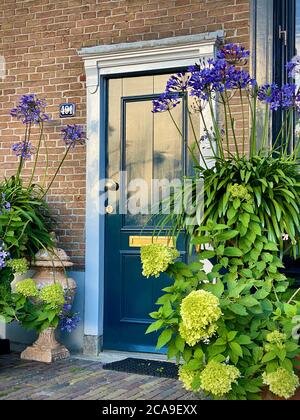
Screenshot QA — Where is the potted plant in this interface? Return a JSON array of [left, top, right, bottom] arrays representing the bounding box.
[[141, 43, 300, 400]]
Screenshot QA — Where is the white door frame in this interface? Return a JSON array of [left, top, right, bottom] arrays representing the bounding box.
[[78, 31, 224, 355]]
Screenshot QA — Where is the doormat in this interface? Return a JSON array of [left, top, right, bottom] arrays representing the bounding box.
[[103, 358, 178, 379]]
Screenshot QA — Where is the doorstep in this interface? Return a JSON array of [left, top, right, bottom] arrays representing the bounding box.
[[73, 350, 172, 365]]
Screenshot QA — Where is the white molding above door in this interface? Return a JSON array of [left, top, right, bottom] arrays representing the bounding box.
[[78, 31, 224, 355]]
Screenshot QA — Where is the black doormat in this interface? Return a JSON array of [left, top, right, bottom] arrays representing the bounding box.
[[103, 358, 179, 379]]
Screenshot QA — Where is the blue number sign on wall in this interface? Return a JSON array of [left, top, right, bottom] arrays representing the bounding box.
[[59, 103, 76, 118]]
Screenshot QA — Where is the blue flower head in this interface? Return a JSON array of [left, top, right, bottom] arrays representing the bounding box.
[[61, 124, 86, 148], [11, 94, 50, 125]]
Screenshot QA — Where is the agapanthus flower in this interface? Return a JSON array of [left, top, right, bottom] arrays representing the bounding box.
[[281, 83, 297, 109], [262, 368, 299, 399], [0, 242, 9, 269], [61, 124, 86, 148], [39, 283, 65, 308], [141, 243, 179, 278], [224, 66, 254, 90], [11, 94, 50, 125], [217, 43, 250, 64], [12, 141, 35, 160], [188, 59, 227, 99], [59, 313, 80, 333], [178, 365, 201, 392], [179, 290, 222, 346], [287, 55, 300, 78], [166, 73, 190, 93], [152, 92, 180, 113], [200, 361, 240, 397], [15, 278, 39, 298], [0, 193, 11, 215], [258, 84, 282, 111]]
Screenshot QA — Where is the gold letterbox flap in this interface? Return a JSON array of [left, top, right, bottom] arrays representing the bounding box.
[[129, 236, 175, 248]]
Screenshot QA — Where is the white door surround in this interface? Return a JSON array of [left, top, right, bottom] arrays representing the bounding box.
[[78, 31, 224, 355]]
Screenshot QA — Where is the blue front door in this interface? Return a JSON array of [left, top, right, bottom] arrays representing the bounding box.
[[104, 73, 188, 353]]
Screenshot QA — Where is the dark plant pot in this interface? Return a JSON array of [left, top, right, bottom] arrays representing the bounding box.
[[0, 339, 10, 355]]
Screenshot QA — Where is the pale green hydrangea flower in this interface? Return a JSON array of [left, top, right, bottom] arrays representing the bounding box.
[[39, 283, 65, 308], [15, 278, 38, 297], [262, 368, 299, 399], [7, 258, 29, 275], [178, 365, 201, 392], [141, 243, 179, 278], [228, 184, 252, 202], [200, 361, 240, 397], [179, 290, 221, 346], [266, 330, 287, 345]]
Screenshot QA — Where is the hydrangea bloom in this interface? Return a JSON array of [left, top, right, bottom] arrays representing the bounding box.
[[266, 330, 287, 345], [7, 258, 29, 275], [39, 283, 65, 308], [15, 279, 39, 298], [179, 290, 222, 346], [228, 184, 252, 202], [200, 361, 240, 397], [12, 141, 35, 160], [141, 243, 179, 278], [178, 365, 201, 392], [11, 94, 50, 125], [217, 43, 250, 63], [61, 124, 86, 148], [262, 368, 299, 399], [152, 92, 180, 113]]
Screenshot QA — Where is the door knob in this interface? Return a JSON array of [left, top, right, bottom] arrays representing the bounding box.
[[105, 180, 119, 191], [105, 205, 114, 214]]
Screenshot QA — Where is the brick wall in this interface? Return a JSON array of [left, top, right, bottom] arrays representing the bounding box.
[[0, 0, 250, 268]]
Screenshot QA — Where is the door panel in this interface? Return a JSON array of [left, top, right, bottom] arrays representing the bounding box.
[[104, 73, 187, 353]]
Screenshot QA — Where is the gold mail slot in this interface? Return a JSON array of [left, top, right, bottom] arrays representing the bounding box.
[[129, 236, 175, 248]]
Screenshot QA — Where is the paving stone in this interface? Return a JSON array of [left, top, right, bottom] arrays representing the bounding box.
[[0, 353, 199, 401]]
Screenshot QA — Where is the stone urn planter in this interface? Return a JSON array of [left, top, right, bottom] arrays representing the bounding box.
[[20, 244, 76, 364]]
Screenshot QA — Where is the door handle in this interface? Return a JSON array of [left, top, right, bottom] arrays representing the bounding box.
[[105, 180, 119, 191]]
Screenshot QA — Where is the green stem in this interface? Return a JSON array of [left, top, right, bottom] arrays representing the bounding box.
[[41, 144, 72, 199], [29, 121, 44, 187], [221, 94, 230, 155], [168, 109, 183, 137], [239, 88, 246, 157], [199, 108, 218, 159], [188, 111, 209, 170], [250, 93, 258, 157], [287, 287, 300, 305], [225, 89, 239, 159], [208, 96, 224, 159], [260, 104, 270, 154]]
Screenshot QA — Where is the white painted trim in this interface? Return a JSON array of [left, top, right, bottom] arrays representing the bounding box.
[[80, 33, 223, 350]]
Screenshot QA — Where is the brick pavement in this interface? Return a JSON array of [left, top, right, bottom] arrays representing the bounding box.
[[0, 353, 196, 401]]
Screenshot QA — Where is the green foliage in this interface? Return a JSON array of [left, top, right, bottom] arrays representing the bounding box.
[[154, 155, 300, 258], [0, 177, 54, 260], [145, 211, 300, 400]]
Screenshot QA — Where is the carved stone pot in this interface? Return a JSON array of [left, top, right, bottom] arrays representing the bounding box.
[[20, 245, 76, 364]]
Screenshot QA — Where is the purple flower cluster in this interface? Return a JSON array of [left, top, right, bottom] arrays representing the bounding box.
[[152, 92, 180, 113], [0, 193, 11, 215], [152, 44, 254, 112], [258, 83, 300, 111], [61, 124, 86, 148], [0, 242, 9, 269], [217, 43, 250, 63], [287, 56, 300, 78], [11, 94, 50, 125], [12, 141, 35, 160], [58, 291, 80, 333]]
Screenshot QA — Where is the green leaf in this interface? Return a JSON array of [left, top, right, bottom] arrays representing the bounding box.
[[224, 247, 243, 257], [262, 351, 277, 363], [230, 303, 248, 316], [236, 335, 252, 345], [156, 329, 173, 349], [229, 342, 243, 357], [146, 320, 164, 334], [215, 230, 239, 242], [239, 296, 259, 308], [198, 250, 215, 260], [187, 358, 202, 371], [175, 335, 185, 353]]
